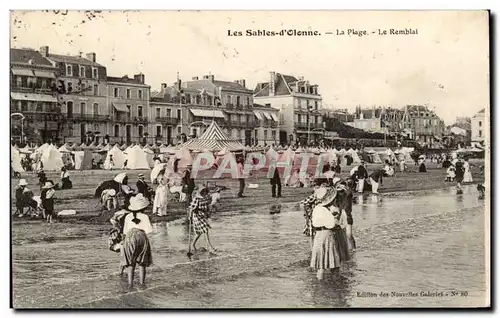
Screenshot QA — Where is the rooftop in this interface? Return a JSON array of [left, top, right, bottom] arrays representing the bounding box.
[[47, 53, 103, 67], [10, 48, 53, 67]]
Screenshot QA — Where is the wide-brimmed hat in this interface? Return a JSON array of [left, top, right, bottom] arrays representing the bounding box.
[[318, 188, 338, 207], [127, 194, 150, 211], [19, 179, 28, 186], [42, 181, 55, 189], [114, 172, 127, 183], [138, 173, 144, 178], [108, 189, 116, 197], [196, 186, 208, 197], [314, 187, 328, 200]]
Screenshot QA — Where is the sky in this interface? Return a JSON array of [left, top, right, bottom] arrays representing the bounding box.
[[10, 10, 489, 124]]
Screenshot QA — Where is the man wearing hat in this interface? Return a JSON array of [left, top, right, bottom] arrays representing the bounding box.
[[136, 173, 153, 201], [355, 160, 368, 193], [41, 181, 56, 223], [15, 179, 28, 216]]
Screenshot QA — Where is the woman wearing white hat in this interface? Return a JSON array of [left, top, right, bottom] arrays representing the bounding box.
[[41, 181, 56, 223], [101, 188, 118, 211], [114, 172, 136, 208], [120, 194, 153, 287], [15, 179, 29, 216], [153, 175, 169, 216], [310, 187, 349, 280]]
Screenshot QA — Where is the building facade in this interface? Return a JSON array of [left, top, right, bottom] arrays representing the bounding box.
[[10, 48, 61, 144], [471, 109, 486, 147], [254, 72, 323, 145], [41, 46, 109, 144], [253, 104, 279, 146], [151, 75, 276, 146], [400, 105, 445, 145], [107, 74, 151, 144]]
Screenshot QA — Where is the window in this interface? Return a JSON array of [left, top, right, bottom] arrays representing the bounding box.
[[479, 121, 482, 127], [65, 64, 73, 76], [138, 106, 143, 117], [240, 114, 245, 123], [297, 99, 302, 108], [67, 82, 73, 93], [315, 116, 318, 124], [80, 102, 85, 114], [298, 114, 302, 123], [79, 66, 85, 77], [479, 130, 482, 137], [126, 105, 131, 118], [138, 125, 144, 137], [306, 100, 310, 108], [126, 89, 131, 99], [264, 130, 268, 140], [93, 84, 98, 96], [236, 96, 241, 106], [177, 109, 181, 119], [272, 130, 276, 141], [36, 103, 43, 112], [166, 109, 172, 117], [156, 108, 161, 118], [93, 103, 99, 116], [114, 87, 119, 98], [265, 103, 271, 107], [300, 87, 305, 93], [156, 125, 162, 137], [315, 100, 318, 110], [138, 89, 143, 100], [93, 124, 99, 131], [68, 123, 74, 137], [92, 67, 98, 79], [177, 126, 182, 134], [114, 125, 120, 137]]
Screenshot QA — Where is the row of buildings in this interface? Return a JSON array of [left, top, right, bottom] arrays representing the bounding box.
[[10, 45, 485, 148], [10, 46, 326, 146]]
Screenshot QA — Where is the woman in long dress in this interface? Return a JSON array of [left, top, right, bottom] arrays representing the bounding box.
[[463, 158, 473, 183], [153, 175, 169, 216], [119, 194, 153, 287], [310, 187, 349, 280], [188, 186, 217, 254]]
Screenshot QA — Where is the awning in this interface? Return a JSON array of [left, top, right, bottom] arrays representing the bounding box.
[[270, 113, 279, 121], [113, 103, 130, 112], [34, 70, 56, 79], [254, 111, 263, 120], [10, 92, 57, 103], [11, 68, 34, 76], [190, 108, 225, 118], [262, 112, 272, 120]]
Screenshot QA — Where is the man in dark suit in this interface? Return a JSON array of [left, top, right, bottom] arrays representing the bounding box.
[[136, 173, 152, 200]]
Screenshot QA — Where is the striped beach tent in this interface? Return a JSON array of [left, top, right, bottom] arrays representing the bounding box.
[[181, 121, 245, 152]]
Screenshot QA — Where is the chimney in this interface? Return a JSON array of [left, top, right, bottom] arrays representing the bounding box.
[[161, 83, 167, 89], [239, 79, 246, 88], [208, 75, 214, 82], [298, 76, 304, 81], [86, 52, 96, 63], [192, 76, 199, 80], [360, 111, 364, 120], [39, 46, 49, 57], [134, 73, 145, 84], [203, 75, 209, 79], [269, 71, 276, 96]]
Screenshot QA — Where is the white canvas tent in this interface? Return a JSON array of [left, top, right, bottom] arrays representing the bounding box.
[[125, 145, 150, 170], [104, 145, 126, 170], [41, 144, 64, 171], [347, 148, 361, 163]]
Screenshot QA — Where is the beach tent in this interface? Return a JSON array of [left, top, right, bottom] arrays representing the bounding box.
[[40, 144, 64, 171], [104, 145, 126, 170], [181, 121, 245, 152], [11, 146, 24, 173], [77, 150, 93, 170], [124, 145, 150, 170], [347, 148, 361, 164], [372, 152, 383, 163], [167, 147, 193, 171]]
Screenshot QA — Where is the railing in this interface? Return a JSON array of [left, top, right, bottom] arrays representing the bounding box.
[[133, 116, 148, 124], [66, 113, 110, 122], [294, 122, 323, 130], [225, 120, 256, 128], [226, 103, 234, 110], [155, 117, 180, 125]]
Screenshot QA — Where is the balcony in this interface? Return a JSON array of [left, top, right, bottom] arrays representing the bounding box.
[[22, 111, 63, 122], [225, 120, 256, 129], [155, 116, 180, 125], [134, 116, 148, 124], [294, 122, 323, 130], [66, 113, 110, 122]]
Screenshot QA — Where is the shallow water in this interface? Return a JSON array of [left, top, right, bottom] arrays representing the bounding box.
[[12, 185, 487, 308]]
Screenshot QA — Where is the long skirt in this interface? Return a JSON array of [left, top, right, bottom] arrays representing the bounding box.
[[463, 170, 473, 183], [121, 228, 152, 267], [310, 228, 349, 270]]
